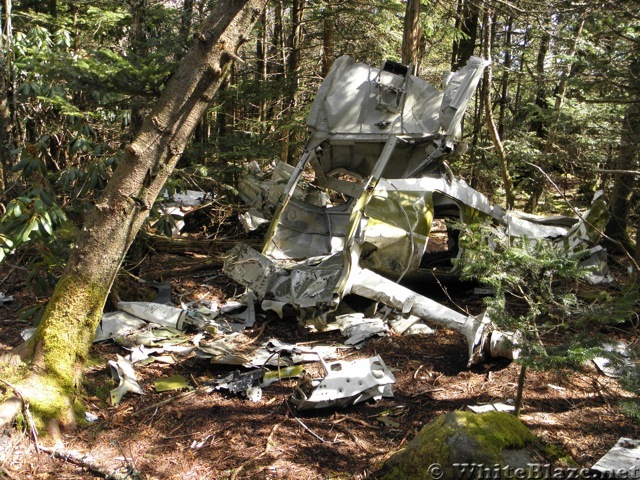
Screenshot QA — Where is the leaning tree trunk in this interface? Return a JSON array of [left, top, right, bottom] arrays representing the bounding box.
[[1, 0, 266, 431]]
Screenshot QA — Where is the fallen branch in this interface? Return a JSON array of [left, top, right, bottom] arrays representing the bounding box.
[[132, 389, 196, 417], [39, 445, 137, 480]]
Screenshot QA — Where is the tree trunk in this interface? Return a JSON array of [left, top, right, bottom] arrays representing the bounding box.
[[554, 17, 585, 111], [279, 0, 305, 163], [180, 0, 195, 46], [498, 16, 512, 139], [451, 0, 479, 71], [401, 0, 420, 72], [531, 28, 551, 138], [0, 0, 266, 430], [605, 101, 640, 252], [0, 0, 14, 191], [526, 18, 585, 213], [321, 0, 335, 77], [129, 0, 149, 137], [482, 9, 515, 209], [523, 23, 552, 213], [256, 10, 268, 124]]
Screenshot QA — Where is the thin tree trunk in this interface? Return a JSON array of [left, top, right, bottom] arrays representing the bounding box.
[[129, 0, 149, 137], [451, 0, 479, 71], [1, 0, 267, 430], [402, 0, 420, 72], [524, 23, 552, 212], [498, 16, 512, 139], [531, 28, 551, 137], [514, 364, 527, 416], [554, 17, 585, 110], [0, 0, 14, 191], [256, 9, 269, 127], [482, 9, 515, 209], [321, 0, 335, 77], [279, 0, 304, 163]]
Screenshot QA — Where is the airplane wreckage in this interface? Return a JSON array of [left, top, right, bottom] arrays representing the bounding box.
[[223, 55, 610, 367], [95, 55, 610, 410]]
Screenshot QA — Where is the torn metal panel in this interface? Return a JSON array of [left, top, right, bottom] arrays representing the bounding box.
[[208, 369, 264, 401], [118, 301, 188, 330], [591, 438, 640, 478], [94, 311, 147, 343], [333, 313, 388, 346], [0, 292, 14, 306], [290, 355, 396, 410], [466, 402, 515, 414], [306, 55, 488, 140], [592, 341, 632, 378], [108, 354, 145, 405], [388, 314, 435, 335]]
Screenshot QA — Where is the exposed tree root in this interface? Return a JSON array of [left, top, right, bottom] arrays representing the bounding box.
[[0, 397, 22, 433]]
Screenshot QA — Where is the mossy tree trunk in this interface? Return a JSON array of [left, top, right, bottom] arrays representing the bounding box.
[[1, 0, 266, 431]]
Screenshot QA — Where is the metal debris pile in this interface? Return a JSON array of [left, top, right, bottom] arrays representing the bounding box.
[[94, 294, 405, 410]]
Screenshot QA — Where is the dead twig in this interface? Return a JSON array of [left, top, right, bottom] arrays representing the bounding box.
[[331, 415, 379, 429], [39, 445, 136, 480], [409, 387, 444, 398], [132, 389, 196, 417], [0, 465, 21, 480], [591, 378, 615, 412], [239, 319, 271, 346], [291, 414, 327, 443]]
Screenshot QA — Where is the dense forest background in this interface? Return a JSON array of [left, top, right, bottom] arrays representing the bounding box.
[[0, 0, 638, 298]]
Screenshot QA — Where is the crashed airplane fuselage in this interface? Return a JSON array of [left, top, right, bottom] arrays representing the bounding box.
[[224, 55, 608, 365]]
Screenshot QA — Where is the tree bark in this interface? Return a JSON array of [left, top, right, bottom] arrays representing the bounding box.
[[321, 0, 335, 78], [482, 9, 515, 209], [531, 28, 551, 138], [0, 0, 266, 429], [129, 0, 149, 137], [0, 0, 14, 191], [402, 0, 420, 72], [605, 101, 640, 252], [279, 0, 305, 163], [451, 0, 479, 71], [498, 16, 512, 139]]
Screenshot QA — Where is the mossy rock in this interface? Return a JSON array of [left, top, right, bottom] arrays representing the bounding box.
[[379, 411, 537, 480]]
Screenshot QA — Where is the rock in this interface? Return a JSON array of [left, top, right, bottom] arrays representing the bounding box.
[[379, 411, 537, 480]]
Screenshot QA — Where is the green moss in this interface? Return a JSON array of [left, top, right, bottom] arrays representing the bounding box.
[[21, 373, 76, 430], [84, 355, 107, 369], [459, 411, 534, 459], [540, 441, 578, 468], [380, 411, 535, 480], [36, 274, 109, 390]]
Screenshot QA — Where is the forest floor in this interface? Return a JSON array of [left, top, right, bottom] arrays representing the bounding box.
[[1, 242, 639, 480]]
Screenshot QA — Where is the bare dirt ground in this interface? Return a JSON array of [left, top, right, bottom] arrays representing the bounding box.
[[1, 248, 639, 480]]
